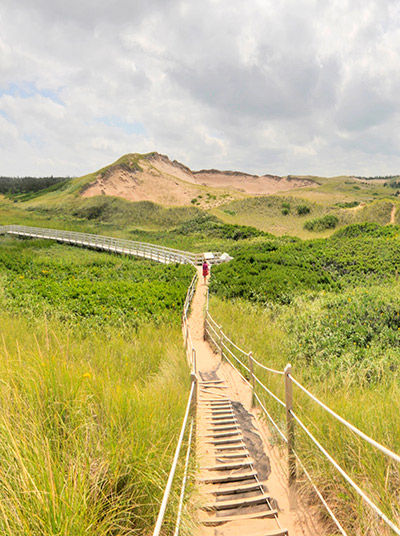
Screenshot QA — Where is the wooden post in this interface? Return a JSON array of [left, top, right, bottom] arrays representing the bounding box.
[[248, 352, 255, 407], [284, 364, 296, 508], [192, 348, 196, 375], [184, 320, 188, 348], [219, 325, 224, 359]]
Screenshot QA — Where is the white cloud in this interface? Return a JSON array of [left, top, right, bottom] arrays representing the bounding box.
[[0, 0, 400, 176]]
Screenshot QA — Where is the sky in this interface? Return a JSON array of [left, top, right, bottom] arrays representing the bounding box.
[[1, 0, 400, 177]]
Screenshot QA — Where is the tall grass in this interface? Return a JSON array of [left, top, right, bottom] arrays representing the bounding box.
[[0, 238, 195, 535], [209, 295, 400, 535], [0, 313, 190, 535]]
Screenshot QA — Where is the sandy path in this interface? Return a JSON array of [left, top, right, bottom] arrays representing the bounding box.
[[390, 204, 396, 224], [188, 269, 322, 536]]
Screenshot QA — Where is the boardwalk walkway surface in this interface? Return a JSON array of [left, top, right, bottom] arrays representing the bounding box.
[[187, 269, 321, 536]]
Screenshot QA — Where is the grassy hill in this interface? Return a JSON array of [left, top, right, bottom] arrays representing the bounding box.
[[2, 153, 400, 239]]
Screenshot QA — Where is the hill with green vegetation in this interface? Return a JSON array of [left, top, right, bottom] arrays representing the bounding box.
[[2, 152, 400, 239]]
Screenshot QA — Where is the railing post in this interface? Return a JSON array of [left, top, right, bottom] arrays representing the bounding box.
[[184, 319, 188, 348], [248, 352, 255, 407], [219, 325, 224, 359], [284, 363, 296, 508], [192, 348, 196, 375]]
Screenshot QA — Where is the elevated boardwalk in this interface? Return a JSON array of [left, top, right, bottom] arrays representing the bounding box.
[[0, 225, 229, 266]]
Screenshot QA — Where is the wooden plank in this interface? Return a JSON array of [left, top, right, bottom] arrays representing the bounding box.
[[206, 479, 266, 495], [201, 460, 253, 471], [214, 444, 246, 451], [207, 413, 235, 420], [199, 508, 278, 525], [205, 408, 234, 414], [202, 431, 243, 439], [198, 470, 257, 484], [242, 530, 288, 536], [206, 420, 238, 427], [202, 491, 272, 510], [215, 452, 250, 459], [206, 436, 244, 445], [206, 425, 239, 432], [199, 380, 224, 384]]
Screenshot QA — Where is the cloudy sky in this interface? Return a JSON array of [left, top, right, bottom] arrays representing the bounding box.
[[1, 0, 400, 177]]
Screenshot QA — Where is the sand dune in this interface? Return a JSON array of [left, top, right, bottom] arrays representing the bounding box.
[[81, 152, 314, 206]]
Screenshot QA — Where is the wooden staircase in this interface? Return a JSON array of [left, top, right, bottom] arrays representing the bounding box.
[[196, 378, 288, 536]]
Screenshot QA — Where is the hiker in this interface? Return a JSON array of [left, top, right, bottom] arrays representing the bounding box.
[[202, 259, 209, 285]]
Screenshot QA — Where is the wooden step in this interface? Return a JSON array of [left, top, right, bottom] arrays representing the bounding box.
[[199, 380, 224, 384], [205, 408, 234, 415], [199, 508, 278, 525], [206, 436, 244, 445], [200, 385, 228, 389], [202, 491, 272, 511], [201, 460, 253, 471], [244, 530, 288, 536], [199, 400, 232, 409], [198, 470, 257, 484], [207, 424, 239, 432], [215, 451, 250, 459], [206, 479, 266, 495], [206, 419, 237, 426], [215, 444, 247, 451], [203, 431, 243, 439], [199, 403, 232, 408], [207, 413, 235, 420]]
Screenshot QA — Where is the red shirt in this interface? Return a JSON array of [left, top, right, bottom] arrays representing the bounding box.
[[202, 262, 209, 276]]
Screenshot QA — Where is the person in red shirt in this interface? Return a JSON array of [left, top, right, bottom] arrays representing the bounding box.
[[202, 259, 209, 285]]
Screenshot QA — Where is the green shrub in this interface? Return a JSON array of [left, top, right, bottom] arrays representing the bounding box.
[[210, 224, 400, 305], [296, 204, 311, 215], [304, 214, 338, 231]]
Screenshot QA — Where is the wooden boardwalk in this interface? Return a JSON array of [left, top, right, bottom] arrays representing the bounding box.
[[188, 269, 319, 536]]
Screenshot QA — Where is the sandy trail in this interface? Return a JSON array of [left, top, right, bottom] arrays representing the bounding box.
[[390, 204, 396, 224], [188, 269, 322, 536]]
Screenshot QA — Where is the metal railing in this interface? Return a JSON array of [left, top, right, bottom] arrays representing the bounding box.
[[0, 225, 227, 266], [204, 306, 400, 535]]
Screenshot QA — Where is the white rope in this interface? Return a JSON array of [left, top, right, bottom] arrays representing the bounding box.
[[222, 352, 253, 388], [205, 329, 219, 349], [205, 320, 219, 340], [221, 332, 249, 356], [251, 356, 284, 375], [206, 312, 219, 329], [173, 418, 194, 536], [291, 410, 400, 535], [253, 374, 286, 408], [221, 341, 250, 372], [152, 382, 195, 536], [254, 392, 287, 443], [289, 374, 400, 465], [293, 450, 348, 536]]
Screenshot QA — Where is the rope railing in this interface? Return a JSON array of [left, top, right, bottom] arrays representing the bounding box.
[[204, 308, 400, 535], [152, 382, 196, 536], [153, 269, 199, 535]]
